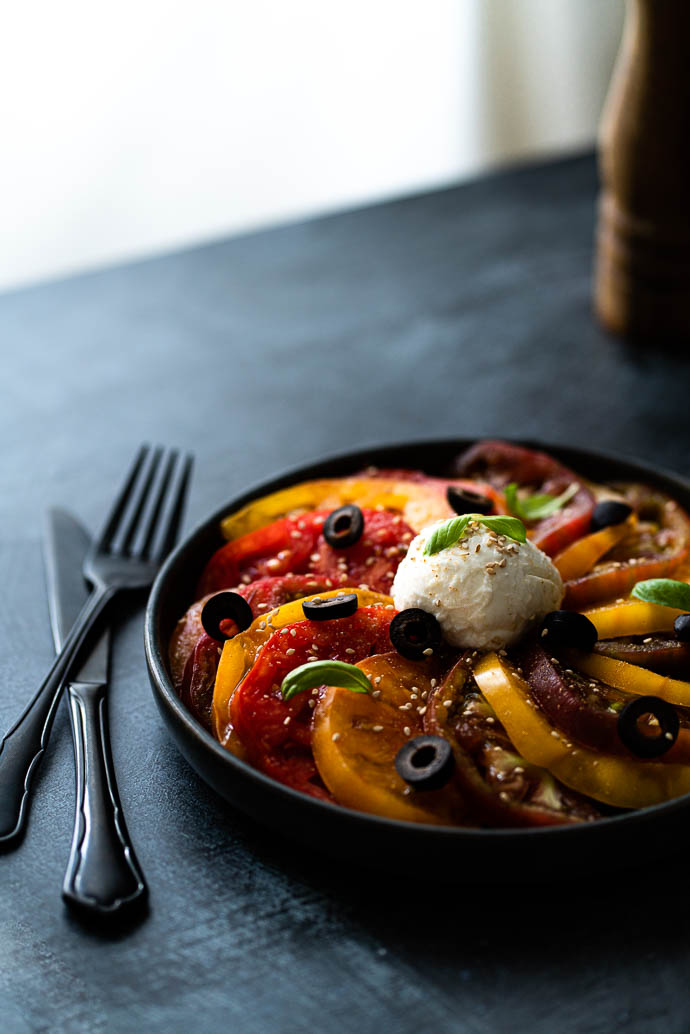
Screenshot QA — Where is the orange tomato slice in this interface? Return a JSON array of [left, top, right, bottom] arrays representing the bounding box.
[[553, 521, 631, 582], [312, 653, 467, 824]]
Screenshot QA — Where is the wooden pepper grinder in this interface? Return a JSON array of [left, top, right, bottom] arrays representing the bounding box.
[[595, 0, 690, 343]]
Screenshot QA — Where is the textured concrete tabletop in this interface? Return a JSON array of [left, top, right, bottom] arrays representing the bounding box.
[[1, 154, 689, 1034]]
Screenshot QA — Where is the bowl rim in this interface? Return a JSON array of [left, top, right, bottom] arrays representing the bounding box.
[[144, 435, 690, 843]]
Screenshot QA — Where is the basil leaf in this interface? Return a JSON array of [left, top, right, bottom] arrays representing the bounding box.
[[281, 660, 372, 701], [631, 579, 690, 611], [423, 514, 471, 555], [424, 513, 526, 555], [478, 515, 527, 542], [505, 481, 579, 522]]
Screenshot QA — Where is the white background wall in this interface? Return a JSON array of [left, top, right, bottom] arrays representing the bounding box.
[[0, 0, 623, 292]]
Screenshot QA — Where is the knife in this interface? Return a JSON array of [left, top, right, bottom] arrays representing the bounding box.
[[44, 508, 147, 915]]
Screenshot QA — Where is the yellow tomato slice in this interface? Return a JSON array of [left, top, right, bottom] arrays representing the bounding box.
[[566, 651, 690, 708], [219, 477, 455, 540], [553, 521, 631, 582], [582, 599, 685, 638], [473, 652, 690, 809], [212, 588, 393, 744], [312, 653, 467, 824]]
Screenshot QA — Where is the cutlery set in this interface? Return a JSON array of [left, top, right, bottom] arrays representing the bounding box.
[[0, 445, 193, 917]]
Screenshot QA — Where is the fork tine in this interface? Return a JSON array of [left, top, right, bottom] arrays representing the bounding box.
[[96, 444, 151, 552], [129, 447, 179, 559], [112, 446, 164, 556], [149, 452, 194, 563]]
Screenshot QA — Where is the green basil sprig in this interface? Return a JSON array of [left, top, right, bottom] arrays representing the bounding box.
[[423, 514, 526, 556], [631, 579, 690, 611], [281, 660, 372, 701], [505, 481, 579, 522]]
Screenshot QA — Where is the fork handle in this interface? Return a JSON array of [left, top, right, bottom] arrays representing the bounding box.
[[63, 681, 146, 914], [0, 584, 115, 843]]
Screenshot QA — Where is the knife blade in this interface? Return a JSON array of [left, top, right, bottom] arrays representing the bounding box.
[[44, 508, 109, 683]]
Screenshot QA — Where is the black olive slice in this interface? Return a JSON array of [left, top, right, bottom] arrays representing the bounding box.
[[302, 593, 359, 621], [323, 505, 365, 548], [446, 485, 493, 516], [590, 500, 633, 532], [674, 614, 690, 642], [395, 735, 455, 791], [539, 610, 598, 652], [201, 591, 253, 641], [617, 695, 679, 759], [389, 608, 442, 660]]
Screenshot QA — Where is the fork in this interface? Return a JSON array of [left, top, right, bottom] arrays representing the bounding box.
[[0, 445, 193, 846]]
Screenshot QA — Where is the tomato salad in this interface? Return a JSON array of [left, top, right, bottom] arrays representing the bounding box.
[[169, 441, 690, 827]]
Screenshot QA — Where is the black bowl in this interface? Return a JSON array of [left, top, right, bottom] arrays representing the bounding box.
[[144, 438, 690, 881]]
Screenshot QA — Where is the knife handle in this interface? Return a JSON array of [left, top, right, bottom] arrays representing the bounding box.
[[63, 681, 147, 915], [0, 585, 113, 843]]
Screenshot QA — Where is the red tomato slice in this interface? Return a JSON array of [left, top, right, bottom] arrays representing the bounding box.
[[563, 485, 690, 608], [230, 607, 395, 797], [453, 439, 595, 556], [310, 509, 414, 593], [198, 508, 415, 597], [179, 633, 222, 731], [198, 512, 326, 596]]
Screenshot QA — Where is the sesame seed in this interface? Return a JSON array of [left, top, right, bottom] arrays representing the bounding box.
[[310, 553, 320, 563], [430, 679, 437, 688], [311, 688, 319, 696], [372, 725, 384, 733], [541, 628, 548, 637], [422, 648, 434, 656], [372, 690, 381, 699], [257, 602, 268, 610], [290, 628, 297, 637], [359, 583, 370, 591], [551, 730, 560, 738], [332, 733, 340, 742], [385, 604, 395, 610], [283, 716, 291, 725], [443, 699, 453, 707], [241, 574, 251, 584], [258, 621, 266, 630], [643, 637, 653, 644], [418, 706, 427, 716], [403, 726, 411, 736], [345, 648, 356, 655], [311, 596, 323, 604], [374, 676, 382, 685], [485, 716, 495, 724], [286, 648, 295, 656], [308, 699, 316, 708]]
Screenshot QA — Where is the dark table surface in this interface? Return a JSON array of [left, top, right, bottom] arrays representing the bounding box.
[[1, 152, 689, 1034]]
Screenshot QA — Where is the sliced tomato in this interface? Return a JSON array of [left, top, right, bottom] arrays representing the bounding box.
[[229, 607, 395, 797], [171, 573, 341, 721], [515, 641, 690, 764], [358, 469, 508, 514], [424, 657, 600, 825], [312, 652, 467, 824], [309, 509, 413, 593], [593, 636, 690, 678], [198, 512, 326, 596], [564, 485, 690, 608], [198, 508, 415, 597], [453, 439, 595, 555], [179, 633, 222, 731]]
